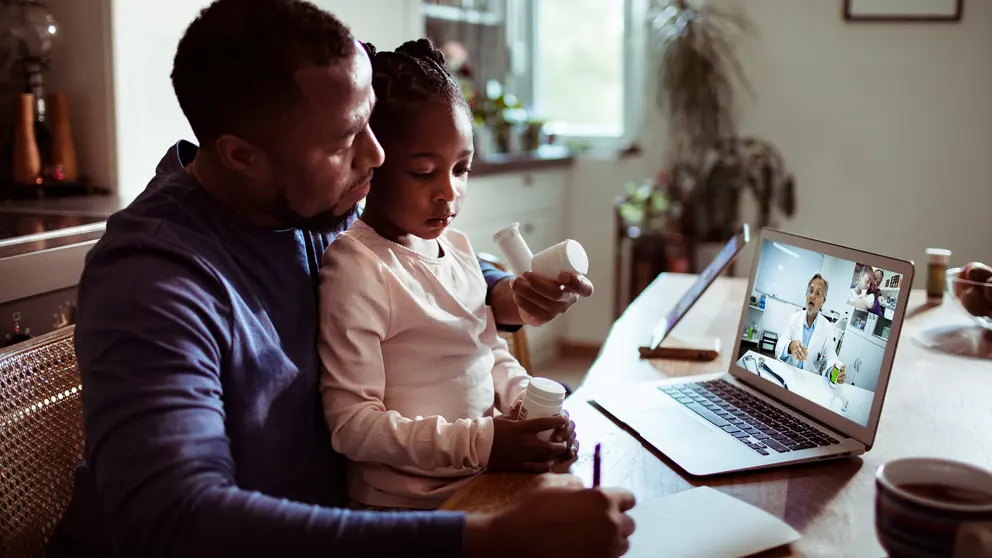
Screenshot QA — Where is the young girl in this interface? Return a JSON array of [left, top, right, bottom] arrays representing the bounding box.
[[317, 39, 576, 511]]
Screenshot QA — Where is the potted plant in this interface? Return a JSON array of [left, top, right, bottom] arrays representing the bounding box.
[[648, 0, 795, 265], [651, 0, 753, 164], [613, 172, 694, 317]]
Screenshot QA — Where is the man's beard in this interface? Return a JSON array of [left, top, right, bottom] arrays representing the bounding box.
[[272, 197, 360, 234], [269, 170, 372, 233]]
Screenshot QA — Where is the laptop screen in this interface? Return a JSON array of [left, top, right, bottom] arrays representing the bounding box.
[[733, 238, 908, 427]]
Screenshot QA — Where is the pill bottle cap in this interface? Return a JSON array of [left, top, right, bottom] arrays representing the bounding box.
[[549, 240, 588, 275], [526, 377, 567, 406], [493, 222, 521, 244], [926, 248, 951, 265]]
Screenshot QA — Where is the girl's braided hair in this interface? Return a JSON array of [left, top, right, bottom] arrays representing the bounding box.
[[361, 38, 469, 135]]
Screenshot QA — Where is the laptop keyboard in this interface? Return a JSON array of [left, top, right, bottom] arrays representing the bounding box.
[[661, 380, 840, 456]]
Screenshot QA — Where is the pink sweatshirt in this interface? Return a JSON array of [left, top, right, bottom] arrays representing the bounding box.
[[318, 220, 531, 509]]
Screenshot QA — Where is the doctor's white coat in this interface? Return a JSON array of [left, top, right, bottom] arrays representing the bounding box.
[[774, 310, 842, 375]]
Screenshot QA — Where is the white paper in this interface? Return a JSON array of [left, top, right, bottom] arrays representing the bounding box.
[[626, 487, 801, 558]]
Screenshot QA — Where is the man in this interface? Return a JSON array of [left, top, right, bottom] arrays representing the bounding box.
[[774, 273, 847, 384], [49, 1, 635, 557]]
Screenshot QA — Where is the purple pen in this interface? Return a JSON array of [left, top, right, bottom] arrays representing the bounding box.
[[593, 443, 602, 487]]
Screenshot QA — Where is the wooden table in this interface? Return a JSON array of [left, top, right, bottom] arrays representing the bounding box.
[[442, 274, 992, 557]]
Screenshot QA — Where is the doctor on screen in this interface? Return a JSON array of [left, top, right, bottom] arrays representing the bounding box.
[[774, 273, 847, 384]]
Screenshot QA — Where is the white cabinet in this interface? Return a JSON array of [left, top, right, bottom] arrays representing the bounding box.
[[856, 342, 885, 393], [457, 170, 570, 369], [838, 329, 886, 392], [838, 333, 865, 380]]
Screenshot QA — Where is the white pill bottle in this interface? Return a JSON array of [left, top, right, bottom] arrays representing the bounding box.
[[492, 223, 589, 279], [517, 377, 567, 441], [532, 239, 588, 279]]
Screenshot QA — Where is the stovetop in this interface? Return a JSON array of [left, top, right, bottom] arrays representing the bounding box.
[[0, 209, 108, 259], [0, 211, 106, 241]]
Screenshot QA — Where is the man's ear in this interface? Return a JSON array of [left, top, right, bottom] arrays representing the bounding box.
[[215, 134, 267, 180]]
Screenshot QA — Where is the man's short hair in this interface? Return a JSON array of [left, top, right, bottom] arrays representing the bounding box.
[[171, 0, 354, 143], [809, 273, 829, 298]]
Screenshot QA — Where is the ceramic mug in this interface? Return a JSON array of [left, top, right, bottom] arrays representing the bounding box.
[[876, 458, 992, 557]]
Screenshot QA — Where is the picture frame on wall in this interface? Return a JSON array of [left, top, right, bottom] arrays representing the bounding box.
[[844, 0, 963, 22]]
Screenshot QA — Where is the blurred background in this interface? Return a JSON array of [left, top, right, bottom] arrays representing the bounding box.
[[0, 0, 989, 381]]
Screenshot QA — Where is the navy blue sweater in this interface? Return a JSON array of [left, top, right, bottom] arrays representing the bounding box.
[[52, 141, 512, 557]]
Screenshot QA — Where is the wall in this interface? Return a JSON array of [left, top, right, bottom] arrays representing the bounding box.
[[819, 254, 857, 319], [749, 240, 818, 336], [753, 240, 823, 307], [109, 0, 208, 201], [563, 0, 992, 345]]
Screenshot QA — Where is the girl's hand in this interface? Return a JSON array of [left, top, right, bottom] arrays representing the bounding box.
[[490, 413, 568, 473], [552, 409, 578, 460]]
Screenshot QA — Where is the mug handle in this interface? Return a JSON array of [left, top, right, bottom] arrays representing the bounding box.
[[955, 522, 992, 558]]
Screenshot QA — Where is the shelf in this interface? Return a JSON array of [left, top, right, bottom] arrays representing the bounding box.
[[748, 305, 765, 312], [423, 3, 503, 25], [472, 145, 573, 176]]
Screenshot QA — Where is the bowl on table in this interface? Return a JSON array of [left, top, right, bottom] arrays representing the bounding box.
[[947, 266, 992, 331]]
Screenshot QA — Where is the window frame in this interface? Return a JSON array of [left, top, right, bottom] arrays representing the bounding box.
[[513, 0, 648, 151]]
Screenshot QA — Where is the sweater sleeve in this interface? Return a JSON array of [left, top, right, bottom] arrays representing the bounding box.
[[478, 257, 521, 333], [319, 239, 496, 470], [74, 246, 466, 558]]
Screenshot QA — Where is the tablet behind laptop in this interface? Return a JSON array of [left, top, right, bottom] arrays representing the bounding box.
[[640, 224, 750, 359]]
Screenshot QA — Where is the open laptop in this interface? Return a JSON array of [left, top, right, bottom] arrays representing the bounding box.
[[594, 228, 915, 476], [641, 224, 750, 358]]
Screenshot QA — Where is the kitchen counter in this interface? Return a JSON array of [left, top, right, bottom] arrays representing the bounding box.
[[471, 145, 573, 176], [0, 193, 125, 217]]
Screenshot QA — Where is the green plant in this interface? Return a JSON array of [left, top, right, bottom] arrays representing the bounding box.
[[646, 1, 795, 244], [650, 0, 755, 164], [617, 178, 670, 233]]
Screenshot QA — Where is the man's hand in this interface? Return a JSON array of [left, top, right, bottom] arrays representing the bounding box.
[[488, 272, 594, 327], [489, 412, 569, 473], [789, 340, 808, 361], [832, 363, 847, 384], [512, 272, 594, 326], [464, 475, 636, 558]]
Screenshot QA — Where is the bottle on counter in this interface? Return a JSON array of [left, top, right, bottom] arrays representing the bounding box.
[[925, 248, 951, 302], [49, 92, 78, 182], [12, 93, 41, 185]]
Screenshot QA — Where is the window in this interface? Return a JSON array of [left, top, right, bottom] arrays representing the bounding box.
[[515, 0, 646, 148], [423, 0, 645, 150]]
